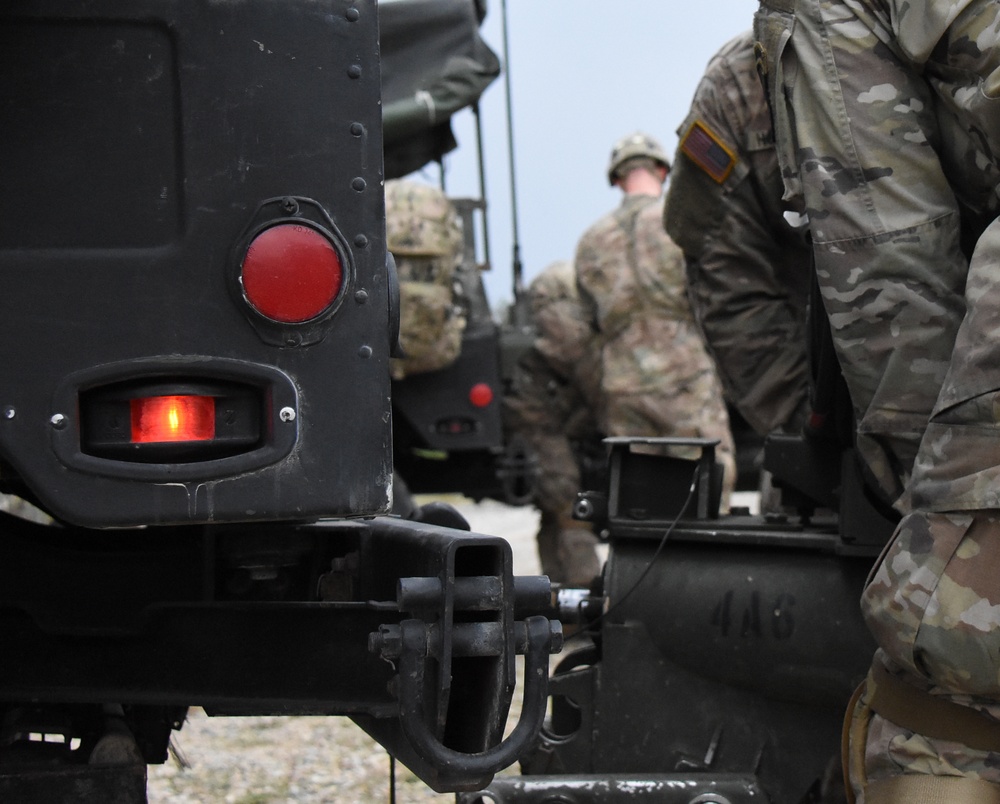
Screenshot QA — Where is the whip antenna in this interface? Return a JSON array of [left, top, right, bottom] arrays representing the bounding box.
[[500, 0, 523, 298]]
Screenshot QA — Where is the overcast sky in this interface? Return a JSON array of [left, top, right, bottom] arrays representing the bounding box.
[[401, 0, 759, 308]]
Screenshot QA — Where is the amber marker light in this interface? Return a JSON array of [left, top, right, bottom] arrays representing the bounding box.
[[130, 395, 216, 444]]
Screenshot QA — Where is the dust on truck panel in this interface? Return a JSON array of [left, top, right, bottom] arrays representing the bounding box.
[[0, 0, 392, 527]]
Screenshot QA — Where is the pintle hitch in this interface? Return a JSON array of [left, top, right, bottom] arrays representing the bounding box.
[[367, 539, 562, 791]]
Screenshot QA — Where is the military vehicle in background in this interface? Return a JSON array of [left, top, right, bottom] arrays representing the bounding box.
[[0, 1, 560, 800], [379, 0, 527, 511], [382, 0, 763, 510]]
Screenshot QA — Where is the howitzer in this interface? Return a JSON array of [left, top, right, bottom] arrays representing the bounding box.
[[0, 0, 558, 798], [463, 432, 898, 804]]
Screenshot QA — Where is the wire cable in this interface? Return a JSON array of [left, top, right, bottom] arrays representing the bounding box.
[[568, 464, 700, 638]]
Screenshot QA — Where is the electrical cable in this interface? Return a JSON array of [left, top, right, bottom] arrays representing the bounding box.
[[581, 466, 699, 628]]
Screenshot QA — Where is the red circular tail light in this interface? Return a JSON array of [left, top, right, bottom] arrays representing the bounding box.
[[468, 382, 494, 408], [240, 224, 343, 323]]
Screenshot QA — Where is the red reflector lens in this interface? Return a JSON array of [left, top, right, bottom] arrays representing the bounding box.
[[468, 382, 494, 408], [241, 224, 343, 323], [130, 396, 216, 444]]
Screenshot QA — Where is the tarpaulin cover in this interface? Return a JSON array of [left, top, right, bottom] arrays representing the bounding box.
[[380, 0, 500, 179]]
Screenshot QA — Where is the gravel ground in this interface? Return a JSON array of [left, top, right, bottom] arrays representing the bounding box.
[[147, 708, 458, 803], [147, 498, 543, 804]]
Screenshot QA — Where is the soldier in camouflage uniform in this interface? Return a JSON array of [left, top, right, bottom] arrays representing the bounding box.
[[503, 261, 603, 585], [754, 1, 1000, 800], [575, 133, 736, 509], [384, 178, 466, 381], [663, 31, 812, 440]]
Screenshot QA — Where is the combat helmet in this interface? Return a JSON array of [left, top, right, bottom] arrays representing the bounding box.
[[606, 131, 671, 185], [384, 179, 462, 258]]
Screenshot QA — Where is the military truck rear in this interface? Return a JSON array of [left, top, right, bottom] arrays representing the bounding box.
[[0, 1, 558, 799]]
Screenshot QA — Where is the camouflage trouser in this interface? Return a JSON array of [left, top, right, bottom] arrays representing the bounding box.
[[535, 508, 600, 588], [755, 0, 1000, 799], [524, 432, 601, 586]]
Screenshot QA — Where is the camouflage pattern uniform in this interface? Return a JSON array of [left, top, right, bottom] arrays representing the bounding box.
[[754, 0, 1000, 799], [384, 179, 466, 380], [575, 151, 737, 508], [503, 261, 602, 585], [663, 30, 812, 438]]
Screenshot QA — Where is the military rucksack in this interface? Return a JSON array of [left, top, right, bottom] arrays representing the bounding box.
[[385, 179, 466, 379]]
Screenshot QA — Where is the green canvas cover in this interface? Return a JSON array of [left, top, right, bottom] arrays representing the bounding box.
[[380, 0, 501, 179]]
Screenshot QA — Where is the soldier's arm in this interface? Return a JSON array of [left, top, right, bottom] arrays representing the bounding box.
[[677, 177, 811, 436], [664, 36, 811, 436]]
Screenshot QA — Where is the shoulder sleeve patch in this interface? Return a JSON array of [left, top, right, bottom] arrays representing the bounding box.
[[680, 120, 737, 184]]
